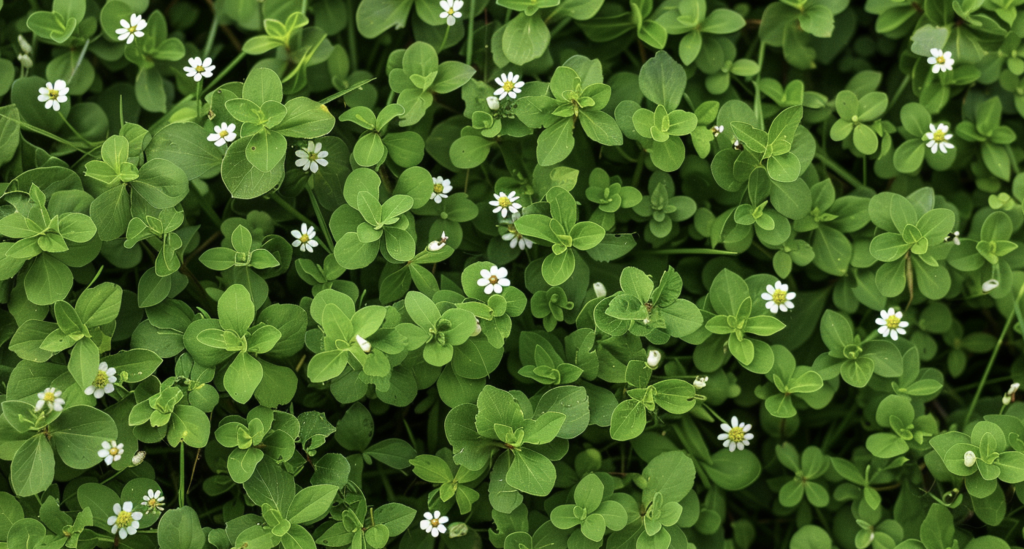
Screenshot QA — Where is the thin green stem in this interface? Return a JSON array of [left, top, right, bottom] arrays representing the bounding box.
[[270, 193, 316, 227], [0, 113, 91, 152], [100, 468, 126, 486], [466, 0, 475, 66], [964, 283, 1024, 423], [195, 80, 204, 122], [815, 149, 868, 190], [440, 25, 451, 52], [753, 41, 766, 131], [70, 37, 91, 80], [179, 444, 185, 506], [207, 52, 246, 90], [347, 0, 358, 71], [702, 402, 727, 424], [306, 188, 335, 254], [202, 12, 219, 58], [192, 181, 222, 225], [58, 110, 94, 146], [883, 73, 910, 117], [650, 248, 738, 255]]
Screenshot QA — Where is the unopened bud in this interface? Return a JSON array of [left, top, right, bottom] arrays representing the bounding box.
[[982, 279, 999, 293], [472, 318, 482, 337], [593, 282, 607, 298], [486, 96, 501, 111], [356, 335, 372, 353], [18, 35, 32, 55], [964, 450, 977, 467], [17, 54, 32, 69], [428, 231, 448, 252], [646, 349, 662, 368], [694, 376, 708, 389], [132, 451, 146, 466]]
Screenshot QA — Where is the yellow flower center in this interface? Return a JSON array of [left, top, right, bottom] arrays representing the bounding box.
[[434, 183, 445, 193], [128, 25, 137, 33], [447, 8, 454, 14], [772, 289, 787, 305], [109, 446, 120, 456], [48, 89, 59, 99], [147, 499, 159, 508], [498, 197, 511, 208], [194, 65, 204, 71], [728, 426, 745, 443], [508, 225, 522, 238], [936, 56, 945, 64], [300, 235, 309, 243], [488, 275, 499, 285], [93, 371, 109, 389], [503, 81, 515, 92], [115, 511, 132, 528], [932, 129, 946, 142], [43, 391, 55, 402], [886, 315, 900, 329], [308, 151, 318, 161], [430, 518, 440, 527], [219, 130, 228, 137]]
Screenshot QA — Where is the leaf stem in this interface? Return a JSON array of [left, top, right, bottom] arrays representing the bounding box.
[[179, 444, 186, 507], [202, 12, 220, 59], [70, 37, 91, 81], [964, 282, 1024, 423], [466, 0, 475, 66], [306, 187, 335, 254], [207, 52, 246, 90], [883, 73, 910, 117], [650, 248, 738, 255], [814, 149, 868, 190], [269, 192, 316, 227], [753, 41, 766, 131], [57, 110, 94, 147], [440, 25, 451, 52]]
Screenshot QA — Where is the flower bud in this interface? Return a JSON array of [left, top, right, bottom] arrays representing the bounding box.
[[694, 376, 708, 389], [486, 96, 501, 111], [952, 231, 960, 246], [472, 318, 482, 337], [17, 54, 32, 69], [592, 281, 607, 298], [1004, 382, 1020, 406], [356, 335, 372, 353], [964, 450, 977, 467], [132, 451, 146, 466], [428, 231, 448, 252], [18, 35, 32, 55], [982, 279, 999, 293], [646, 349, 662, 368]]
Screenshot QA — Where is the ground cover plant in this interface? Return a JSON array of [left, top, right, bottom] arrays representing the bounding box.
[[2, 0, 1024, 548]]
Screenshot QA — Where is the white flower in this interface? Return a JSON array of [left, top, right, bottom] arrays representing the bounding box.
[[875, 308, 909, 341], [35, 387, 64, 412], [115, 14, 147, 44], [733, 139, 743, 150], [945, 230, 961, 245], [927, 48, 954, 74], [493, 72, 524, 100], [982, 279, 999, 293], [711, 125, 724, 137], [207, 123, 237, 147], [486, 96, 501, 111], [439, 0, 463, 26], [925, 123, 954, 154], [183, 56, 215, 82], [964, 450, 977, 467], [477, 265, 511, 295], [107, 502, 143, 540], [431, 176, 452, 203], [143, 490, 165, 514], [295, 141, 329, 173], [356, 335, 372, 354], [98, 440, 125, 466], [501, 213, 533, 250], [761, 281, 796, 314], [717, 416, 754, 452], [85, 362, 117, 400], [1004, 382, 1020, 406], [420, 510, 449, 538], [290, 223, 318, 253], [37, 80, 69, 112], [428, 231, 449, 252], [489, 191, 521, 218], [646, 349, 662, 368], [132, 451, 146, 466], [694, 376, 708, 389], [593, 282, 607, 298], [17, 54, 32, 69], [472, 318, 482, 337]]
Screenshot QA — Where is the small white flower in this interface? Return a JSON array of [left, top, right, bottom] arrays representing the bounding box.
[[472, 318, 482, 337], [428, 231, 449, 252], [732, 139, 743, 150], [290, 223, 318, 253], [982, 279, 999, 293], [107, 502, 143, 540], [132, 451, 146, 466], [98, 440, 125, 466], [489, 191, 521, 218], [183, 56, 215, 82], [925, 123, 954, 154], [964, 450, 977, 467], [17, 53, 32, 69], [1004, 382, 1020, 406], [356, 335, 372, 353], [501, 213, 533, 250], [493, 72, 524, 101], [420, 510, 449, 538], [477, 265, 511, 295], [717, 416, 754, 452], [295, 141, 329, 173], [711, 125, 724, 137], [35, 387, 64, 412], [207, 123, 237, 147], [694, 376, 708, 390], [439, 0, 463, 26], [875, 308, 909, 341], [486, 96, 501, 111], [430, 176, 452, 203], [18, 34, 32, 55], [945, 230, 961, 245], [646, 349, 662, 368], [927, 48, 954, 74], [115, 14, 147, 44], [593, 282, 607, 298], [37, 80, 69, 112], [85, 362, 117, 400], [761, 281, 796, 314], [142, 490, 165, 514]]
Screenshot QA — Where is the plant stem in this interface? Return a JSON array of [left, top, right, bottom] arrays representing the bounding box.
[[440, 25, 451, 51], [347, 0, 358, 71], [306, 188, 335, 254], [207, 52, 246, 90], [753, 41, 766, 131], [883, 73, 910, 117], [467, 0, 476, 66], [815, 149, 868, 190], [70, 37, 91, 80], [192, 181, 222, 225], [57, 110, 93, 146], [195, 80, 204, 122], [202, 12, 220, 58], [650, 248, 738, 255], [964, 282, 1024, 423], [270, 193, 316, 227], [100, 468, 126, 486], [179, 444, 186, 506]]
